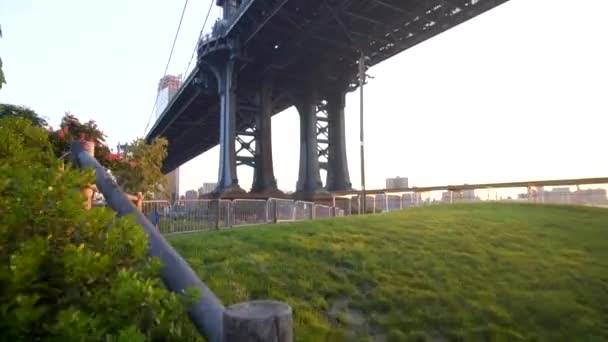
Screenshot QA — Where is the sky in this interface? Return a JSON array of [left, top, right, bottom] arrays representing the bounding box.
[[1, 0, 607, 195]]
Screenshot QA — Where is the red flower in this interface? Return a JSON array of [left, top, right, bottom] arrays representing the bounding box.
[[58, 129, 65, 140], [129, 161, 137, 168], [105, 153, 120, 161]]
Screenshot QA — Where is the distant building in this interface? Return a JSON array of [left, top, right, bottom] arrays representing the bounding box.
[[573, 188, 608, 204], [545, 187, 571, 203], [198, 182, 217, 196], [517, 187, 608, 205], [442, 189, 478, 202], [386, 176, 408, 189], [157, 75, 183, 203], [165, 168, 180, 202], [156, 75, 183, 118], [185, 190, 198, 200]]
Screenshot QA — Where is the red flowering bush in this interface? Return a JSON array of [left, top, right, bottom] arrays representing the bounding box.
[[49, 113, 167, 198], [49, 113, 113, 168]]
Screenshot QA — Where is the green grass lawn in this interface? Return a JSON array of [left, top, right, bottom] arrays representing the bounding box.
[[169, 203, 608, 341]]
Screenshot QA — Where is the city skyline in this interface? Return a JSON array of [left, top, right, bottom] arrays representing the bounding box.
[[0, 0, 606, 194]]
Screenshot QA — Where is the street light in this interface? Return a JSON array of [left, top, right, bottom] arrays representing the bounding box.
[[359, 52, 367, 214]]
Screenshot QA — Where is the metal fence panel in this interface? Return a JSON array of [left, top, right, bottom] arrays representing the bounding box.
[[232, 199, 269, 227], [269, 198, 297, 222], [314, 204, 331, 218], [170, 200, 216, 234], [294, 201, 313, 220]]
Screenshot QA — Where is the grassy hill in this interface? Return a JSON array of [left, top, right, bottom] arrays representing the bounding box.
[[169, 203, 608, 341]]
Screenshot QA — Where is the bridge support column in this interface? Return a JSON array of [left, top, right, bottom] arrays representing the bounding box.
[[294, 87, 327, 199], [215, 59, 245, 195], [325, 88, 352, 191], [251, 79, 279, 194]]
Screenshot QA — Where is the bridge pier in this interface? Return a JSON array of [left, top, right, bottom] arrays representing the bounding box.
[[324, 87, 352, 191], [294, 86, 328, 199], [215, 58, 245, 195], [251, 79, 280, 194]]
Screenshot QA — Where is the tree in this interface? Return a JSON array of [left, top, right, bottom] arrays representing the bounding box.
[[0, 57, 5, 90], [0, 25, 5, 90], [0, 117, 202, 341], [0, 103, 48, 128], [49, 112, 113, 166], [111, 137, 169, 198], [49, 113, 169, 198]]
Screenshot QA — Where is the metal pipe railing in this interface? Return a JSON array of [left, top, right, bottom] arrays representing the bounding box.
[[70, 141, 225, 342]]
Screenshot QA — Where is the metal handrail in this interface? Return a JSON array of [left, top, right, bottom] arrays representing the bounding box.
[[70, 141, 225, 342]]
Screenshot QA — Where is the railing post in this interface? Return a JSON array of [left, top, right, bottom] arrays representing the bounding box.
[[311, 203, 315, 220], [227, 201, 233, 227], [399, 195, 403, 210], [274, 200, 279, 223], [384, 192, 388, 212], [265, 199, 270, 223], [215, 199, 221, 229]]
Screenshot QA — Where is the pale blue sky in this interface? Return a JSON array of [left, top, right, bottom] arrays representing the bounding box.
[[1, 0, 606, 194]]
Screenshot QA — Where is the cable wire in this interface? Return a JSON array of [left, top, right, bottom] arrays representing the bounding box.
[[183, 0, 215, 79], [144, 0, 190, 135]]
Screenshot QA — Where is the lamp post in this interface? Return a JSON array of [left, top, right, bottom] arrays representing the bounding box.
[[359, 52, 367, 214]]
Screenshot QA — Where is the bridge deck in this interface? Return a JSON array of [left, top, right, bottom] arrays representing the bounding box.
[[147, 0, 510, 172]]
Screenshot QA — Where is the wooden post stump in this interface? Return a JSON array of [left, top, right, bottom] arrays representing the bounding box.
[[223, 300, 293, 342]]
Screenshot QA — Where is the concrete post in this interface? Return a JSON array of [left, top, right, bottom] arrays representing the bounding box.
[[325, 88, 352, 191], [223, 300, 293, 342]]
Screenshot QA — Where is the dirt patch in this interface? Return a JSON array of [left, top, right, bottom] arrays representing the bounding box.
[[327, 297, 385, 339]]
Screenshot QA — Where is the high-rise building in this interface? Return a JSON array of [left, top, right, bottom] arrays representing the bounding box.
[[156, 74, 183, 118], [166, 169, 180, 202], [185, 190, 198, 200], [386, 176, 408, 189], [157, 75, 183, 202], [441, 189, 478, 202], [198, 182, 217, 197]]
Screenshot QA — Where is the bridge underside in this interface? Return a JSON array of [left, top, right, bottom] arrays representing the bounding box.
[[147, 0, 510, 197]]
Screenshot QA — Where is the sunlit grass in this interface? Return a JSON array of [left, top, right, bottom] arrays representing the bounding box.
[[169, 203, 608, 341]]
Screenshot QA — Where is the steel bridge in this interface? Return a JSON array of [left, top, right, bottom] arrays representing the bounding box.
[[146, 0, 511, 199]]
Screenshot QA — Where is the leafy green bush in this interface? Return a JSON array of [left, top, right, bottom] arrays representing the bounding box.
[[0, 118, 202, 341]]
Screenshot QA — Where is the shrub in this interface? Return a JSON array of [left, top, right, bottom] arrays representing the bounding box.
[[0, 117, 202, 341]]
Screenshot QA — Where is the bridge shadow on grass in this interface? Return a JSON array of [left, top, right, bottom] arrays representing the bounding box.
[[169, 203, 608, 341]]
